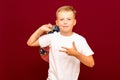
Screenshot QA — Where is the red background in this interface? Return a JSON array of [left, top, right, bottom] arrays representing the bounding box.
[[1, 0, 120, 80]]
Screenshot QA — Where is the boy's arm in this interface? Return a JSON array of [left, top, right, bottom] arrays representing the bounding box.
[[27, 24, 53, 47], [74, 52, 95, 68]]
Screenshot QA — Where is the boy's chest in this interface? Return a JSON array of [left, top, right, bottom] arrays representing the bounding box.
[[53, 37, 74, 48], [50, 37, 76, 54]]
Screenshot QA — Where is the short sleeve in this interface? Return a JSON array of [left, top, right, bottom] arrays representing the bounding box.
[[81, 38, 94, 56], [39, 34, 50, 48]]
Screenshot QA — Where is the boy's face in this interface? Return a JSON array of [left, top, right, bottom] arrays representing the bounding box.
[[56, 11, 76, 35]]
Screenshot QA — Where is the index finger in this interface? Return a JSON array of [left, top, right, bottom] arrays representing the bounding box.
[[61, 46, 69, 50]]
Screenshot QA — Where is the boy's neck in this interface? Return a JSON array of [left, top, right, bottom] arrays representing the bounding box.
[[60, 32, 74, 36]]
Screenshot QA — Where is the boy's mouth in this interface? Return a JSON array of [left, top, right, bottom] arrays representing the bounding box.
[[63, 26, 69, 27]]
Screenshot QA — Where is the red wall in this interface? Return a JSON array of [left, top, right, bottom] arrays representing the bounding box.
[[1, 0, 120, 80]]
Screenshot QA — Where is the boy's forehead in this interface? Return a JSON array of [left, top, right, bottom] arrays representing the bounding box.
[[57, 11, 75, 17], [57, 10, 73, 14]]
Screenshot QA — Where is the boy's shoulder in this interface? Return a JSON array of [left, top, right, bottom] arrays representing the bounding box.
[[48, 32, 86, 41], [73, 32, 86, 40], [46, 32, 59, 38]]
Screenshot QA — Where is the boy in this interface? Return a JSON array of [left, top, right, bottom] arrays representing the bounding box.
[[27, 5, 95, 80]]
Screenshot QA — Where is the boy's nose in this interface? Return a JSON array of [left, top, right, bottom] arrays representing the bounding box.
[[63, 20, 67, 24]]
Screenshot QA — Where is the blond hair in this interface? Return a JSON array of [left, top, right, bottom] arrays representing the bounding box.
[[56, 5, 76, 18]]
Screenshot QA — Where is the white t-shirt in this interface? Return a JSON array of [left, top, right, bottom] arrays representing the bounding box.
[[39, 32, 94, 80]]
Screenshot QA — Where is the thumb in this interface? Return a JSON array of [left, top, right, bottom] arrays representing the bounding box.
[[73, 42, 77, 49]]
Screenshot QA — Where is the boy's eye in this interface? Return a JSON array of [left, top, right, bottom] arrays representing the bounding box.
[[60, 19, 64, 21], [68, 19, 71, 20]]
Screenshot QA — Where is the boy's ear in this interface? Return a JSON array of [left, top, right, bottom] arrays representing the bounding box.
[[55, 20, 58, 25], [74, 19, 76, 26]]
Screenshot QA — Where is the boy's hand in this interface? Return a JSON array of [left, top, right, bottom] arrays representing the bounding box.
[[59, 42, 78, 56], [40, 23, 54, 33]]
